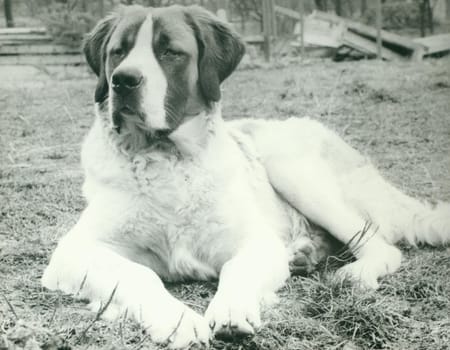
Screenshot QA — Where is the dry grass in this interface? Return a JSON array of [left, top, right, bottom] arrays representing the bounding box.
[[1, 57, 450, 349]]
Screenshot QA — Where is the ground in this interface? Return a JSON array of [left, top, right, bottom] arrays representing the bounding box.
[[0, 58, 449, 350]]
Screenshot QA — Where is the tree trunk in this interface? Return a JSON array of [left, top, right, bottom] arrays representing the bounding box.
[[98, 0, 105, 17], [348, 0, 354, 16], [4, 0, 14, 28], [299, 0, 305, 58], [81, 0, 88, 11], [262, 0, 273, 61], [361, 0, 367, 15], [335, 0, 342, 16], [375, 0, 382, 59], [420, 0, 425, 37], [315, 0, 328, 11], [426, 0, 434, 34]]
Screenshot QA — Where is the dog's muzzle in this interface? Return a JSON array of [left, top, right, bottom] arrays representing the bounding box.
[[110, 67, 146, 133], [111, 68, 144, 95]]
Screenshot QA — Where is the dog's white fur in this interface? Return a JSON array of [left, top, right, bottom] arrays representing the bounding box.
[[42, 9, 450, 350], [233, 117, 450, 288], [43, 104, 310, 347]]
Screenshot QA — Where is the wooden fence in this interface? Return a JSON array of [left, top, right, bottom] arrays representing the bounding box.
[[0, 27, 83, 65], [246, 0, 448, 61], [1, 0, 449, 65]]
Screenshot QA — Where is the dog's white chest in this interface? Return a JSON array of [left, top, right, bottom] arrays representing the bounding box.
[[110, 150, 238, 281], [132, 152, 214, 211]]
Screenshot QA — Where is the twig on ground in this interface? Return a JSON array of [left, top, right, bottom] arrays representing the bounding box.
[[76, 283, 118, 343], [31, 64, 52, 76], [132, 332, 152, 350], [322, 221, 377, 272], [118, 308, 128, 346], [422, 164, 437, 195], [1, 293, 19, 320], [183, 300, 203, 309], [75, 273, 88, 298], [15, 143, 80, 157], [48, 292, 62, 327], [63, 106, 75, 125], [16, 114, 31, 126], [167, 310, 185, 343], [326, 69, 345, 116]]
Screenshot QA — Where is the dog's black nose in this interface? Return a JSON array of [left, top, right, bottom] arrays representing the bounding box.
[[111, 68, 143, 94]]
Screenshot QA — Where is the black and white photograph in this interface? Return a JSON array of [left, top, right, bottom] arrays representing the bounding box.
[[0, 0, 449, 349]]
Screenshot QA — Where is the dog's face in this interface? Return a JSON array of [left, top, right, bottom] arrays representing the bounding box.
[[83, 5, 245, 134]]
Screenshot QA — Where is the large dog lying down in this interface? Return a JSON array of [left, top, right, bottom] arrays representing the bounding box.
[[42, 4, 450, 349]]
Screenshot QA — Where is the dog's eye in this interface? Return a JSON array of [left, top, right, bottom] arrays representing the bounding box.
[[110, 47, 125, 58], [161, 48, 183, 59]]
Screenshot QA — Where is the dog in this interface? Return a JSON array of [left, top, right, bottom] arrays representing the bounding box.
[[42, 4, 450, 349]]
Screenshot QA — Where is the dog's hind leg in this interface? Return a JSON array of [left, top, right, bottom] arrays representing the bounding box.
[[263, 154, 402, 289], [288, 225, 342, 276], [340, 163, 450, 246], [236, 117, 449, 287]]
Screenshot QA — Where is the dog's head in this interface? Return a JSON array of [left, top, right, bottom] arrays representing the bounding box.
[[83, 5, 245, 134]]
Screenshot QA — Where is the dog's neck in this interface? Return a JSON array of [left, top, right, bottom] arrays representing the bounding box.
[[169, 103, 222, 157], [95, 102, 224, 159]]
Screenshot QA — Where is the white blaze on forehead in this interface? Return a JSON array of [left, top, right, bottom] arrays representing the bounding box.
[[114, 13, 168, 130]]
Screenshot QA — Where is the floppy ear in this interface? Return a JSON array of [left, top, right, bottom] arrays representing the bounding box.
[[185, 6, 245, 104], [83, 13, 118, 103]]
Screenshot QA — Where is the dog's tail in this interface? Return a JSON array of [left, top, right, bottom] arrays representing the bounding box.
[[345, 160, 450, 247], [346, 166, 450, 247], [401, 200, 450, 246], [385, 183, 450, 246]]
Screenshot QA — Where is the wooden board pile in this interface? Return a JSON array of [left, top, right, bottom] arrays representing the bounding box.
[[293, 10, 450, 61], [0, 27, 83, 65]]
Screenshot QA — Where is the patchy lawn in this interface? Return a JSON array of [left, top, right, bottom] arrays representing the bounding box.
[[1, 58, 449, 350]]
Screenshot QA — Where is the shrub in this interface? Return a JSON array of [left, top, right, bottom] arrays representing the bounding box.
[[40, 3, 98, 48], [363, 2, 421, 30]]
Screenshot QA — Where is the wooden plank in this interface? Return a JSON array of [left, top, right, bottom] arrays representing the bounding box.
[[269, 0, 276, 37], [0, 44, 80, 55], [4, 0, 15, 28], [290, 44, 335, 57], [274, 5, 301, 20], [0, 27, 47, 35], [293, 16, 346, 48], [311, 10, 425, 52], [262, 0, 274, 61], [303, 32, 341, 48], [341, 30, 404, 60], [244, 34, 264, 44], [413, 34, 450, 55], [0, 34, 53, 42], [375, 0, 382, 59], [299, 0, 305, 57], [0, 54, 84, 65], [275, 8, 346, 49]]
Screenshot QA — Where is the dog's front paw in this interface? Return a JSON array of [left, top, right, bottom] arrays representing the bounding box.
[[205, 290, 261, 341], [144, 300, 210, 349]]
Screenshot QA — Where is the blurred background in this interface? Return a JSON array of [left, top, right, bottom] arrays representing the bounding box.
[[0, 0, 449, 64]]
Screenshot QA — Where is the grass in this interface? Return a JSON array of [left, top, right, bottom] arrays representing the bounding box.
[[1, 57, 450, 349]]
